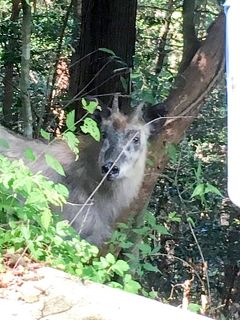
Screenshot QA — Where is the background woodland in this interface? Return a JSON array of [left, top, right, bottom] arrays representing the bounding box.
[[0, 1, 239, 319]]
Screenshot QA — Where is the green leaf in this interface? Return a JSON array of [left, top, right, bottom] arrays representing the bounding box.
[[188, 303, 201, 313], [45, 153, 65, 176], [205, 183, 222, 196], [99, 48, 116, 56], [40, 208, 52, 230], [154, 224, 171, 235], [168, 211, 181, 223], [132, 226, 150, 235], [40, 129, 51, 141], [138, 243, 152, 255], [123, 275, 141, 293], [24, 148, 36, 161], [20, 225, 30, 240], [62, 131, 79, 157], [0, 139, 9, 149], [191, 183, 205, 198], [144, 210, 156, 226], [105, 253, 116, 265], [80, 118, 100, 141], [82, 98, 99, 114], [54, 183, 69, 199], [112, 260, 129, 276], [66, 110, 76, 131], [142, 262, 159, 273]]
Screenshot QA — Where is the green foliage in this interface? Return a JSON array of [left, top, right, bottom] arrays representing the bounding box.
[[66, 110, 76, 131], [80, 118, 100, 142], [188, 303, 202, 314], [40, 129, 51, 141], [110, 210, 173, 279], [62, 131, 79, 157], [44, 153, 65, 176], [81, 98, 101, 114], [0, 155, 142, 294], [0, 155, 67, 232]]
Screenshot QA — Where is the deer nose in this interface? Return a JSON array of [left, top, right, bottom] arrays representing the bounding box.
[[101, 162, 119, 178]]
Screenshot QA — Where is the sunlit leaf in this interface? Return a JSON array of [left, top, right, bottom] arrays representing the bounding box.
[[191, 183, 205, 198], [45, 154, 65, 176], [80, 118, 100, 141], [205, 183, 222, 196], [40, 129, 51, 141], [66, 110, 76, 131]]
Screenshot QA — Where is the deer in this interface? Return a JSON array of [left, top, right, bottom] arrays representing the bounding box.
[[0, 101, 165, 246]]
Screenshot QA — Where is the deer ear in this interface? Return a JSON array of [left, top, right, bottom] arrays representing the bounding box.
[[142, 102, 167, 136], [111, 94, 121, 114], [130, 103, 145, 122]]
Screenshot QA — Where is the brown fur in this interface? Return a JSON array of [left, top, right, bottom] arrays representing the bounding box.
[[0, 111, 150, 246]]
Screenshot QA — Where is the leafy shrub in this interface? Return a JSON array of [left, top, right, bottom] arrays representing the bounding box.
[[0, 154, 141, 294]]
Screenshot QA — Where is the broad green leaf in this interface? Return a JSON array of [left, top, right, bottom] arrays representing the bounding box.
[[142, 263, 159, 273], [112, 260, 129, 276], [108, 281, 123, 289], [154, 224, 171, 235], [123, 275, 141, 293], [138, 243, 152, 255], [80, 118, 100, 141], [205, 183, 222, 196], [0, 139, 9, 149], [24, 148, 36, 161], [144, 210, 156, 226], [62, 131, 79, 157], [188, 303, 202, 313], [20, 225, 30, 240], [66, 110, 76, 131], [82, 98, 99, 114], [54, 183, 69, 199], [40, 209, 52, 229], [191, 183, 205, 198], [105, 253, 116, 264], [132, 226, 150, 235], [40, 129, 51, 141], [45, 153, 65, 176], [168, 211, 181, 222]]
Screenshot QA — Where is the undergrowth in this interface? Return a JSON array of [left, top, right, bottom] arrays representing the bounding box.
[[0, 154, 141, 294]]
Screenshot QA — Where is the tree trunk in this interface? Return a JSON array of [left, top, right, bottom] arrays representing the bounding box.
[[20, 0, 32, 138], [178, 0, 201, 73], [2, 0, 21, 125], [69, 0, 137, 118], [155, 0, 174, 75], [117, 13, 225, 229]]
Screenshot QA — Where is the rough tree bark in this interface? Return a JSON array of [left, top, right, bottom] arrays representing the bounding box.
[[20, 0, 33, 138], [69, 0, 137, 117], [118, 13, 224, 231]]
